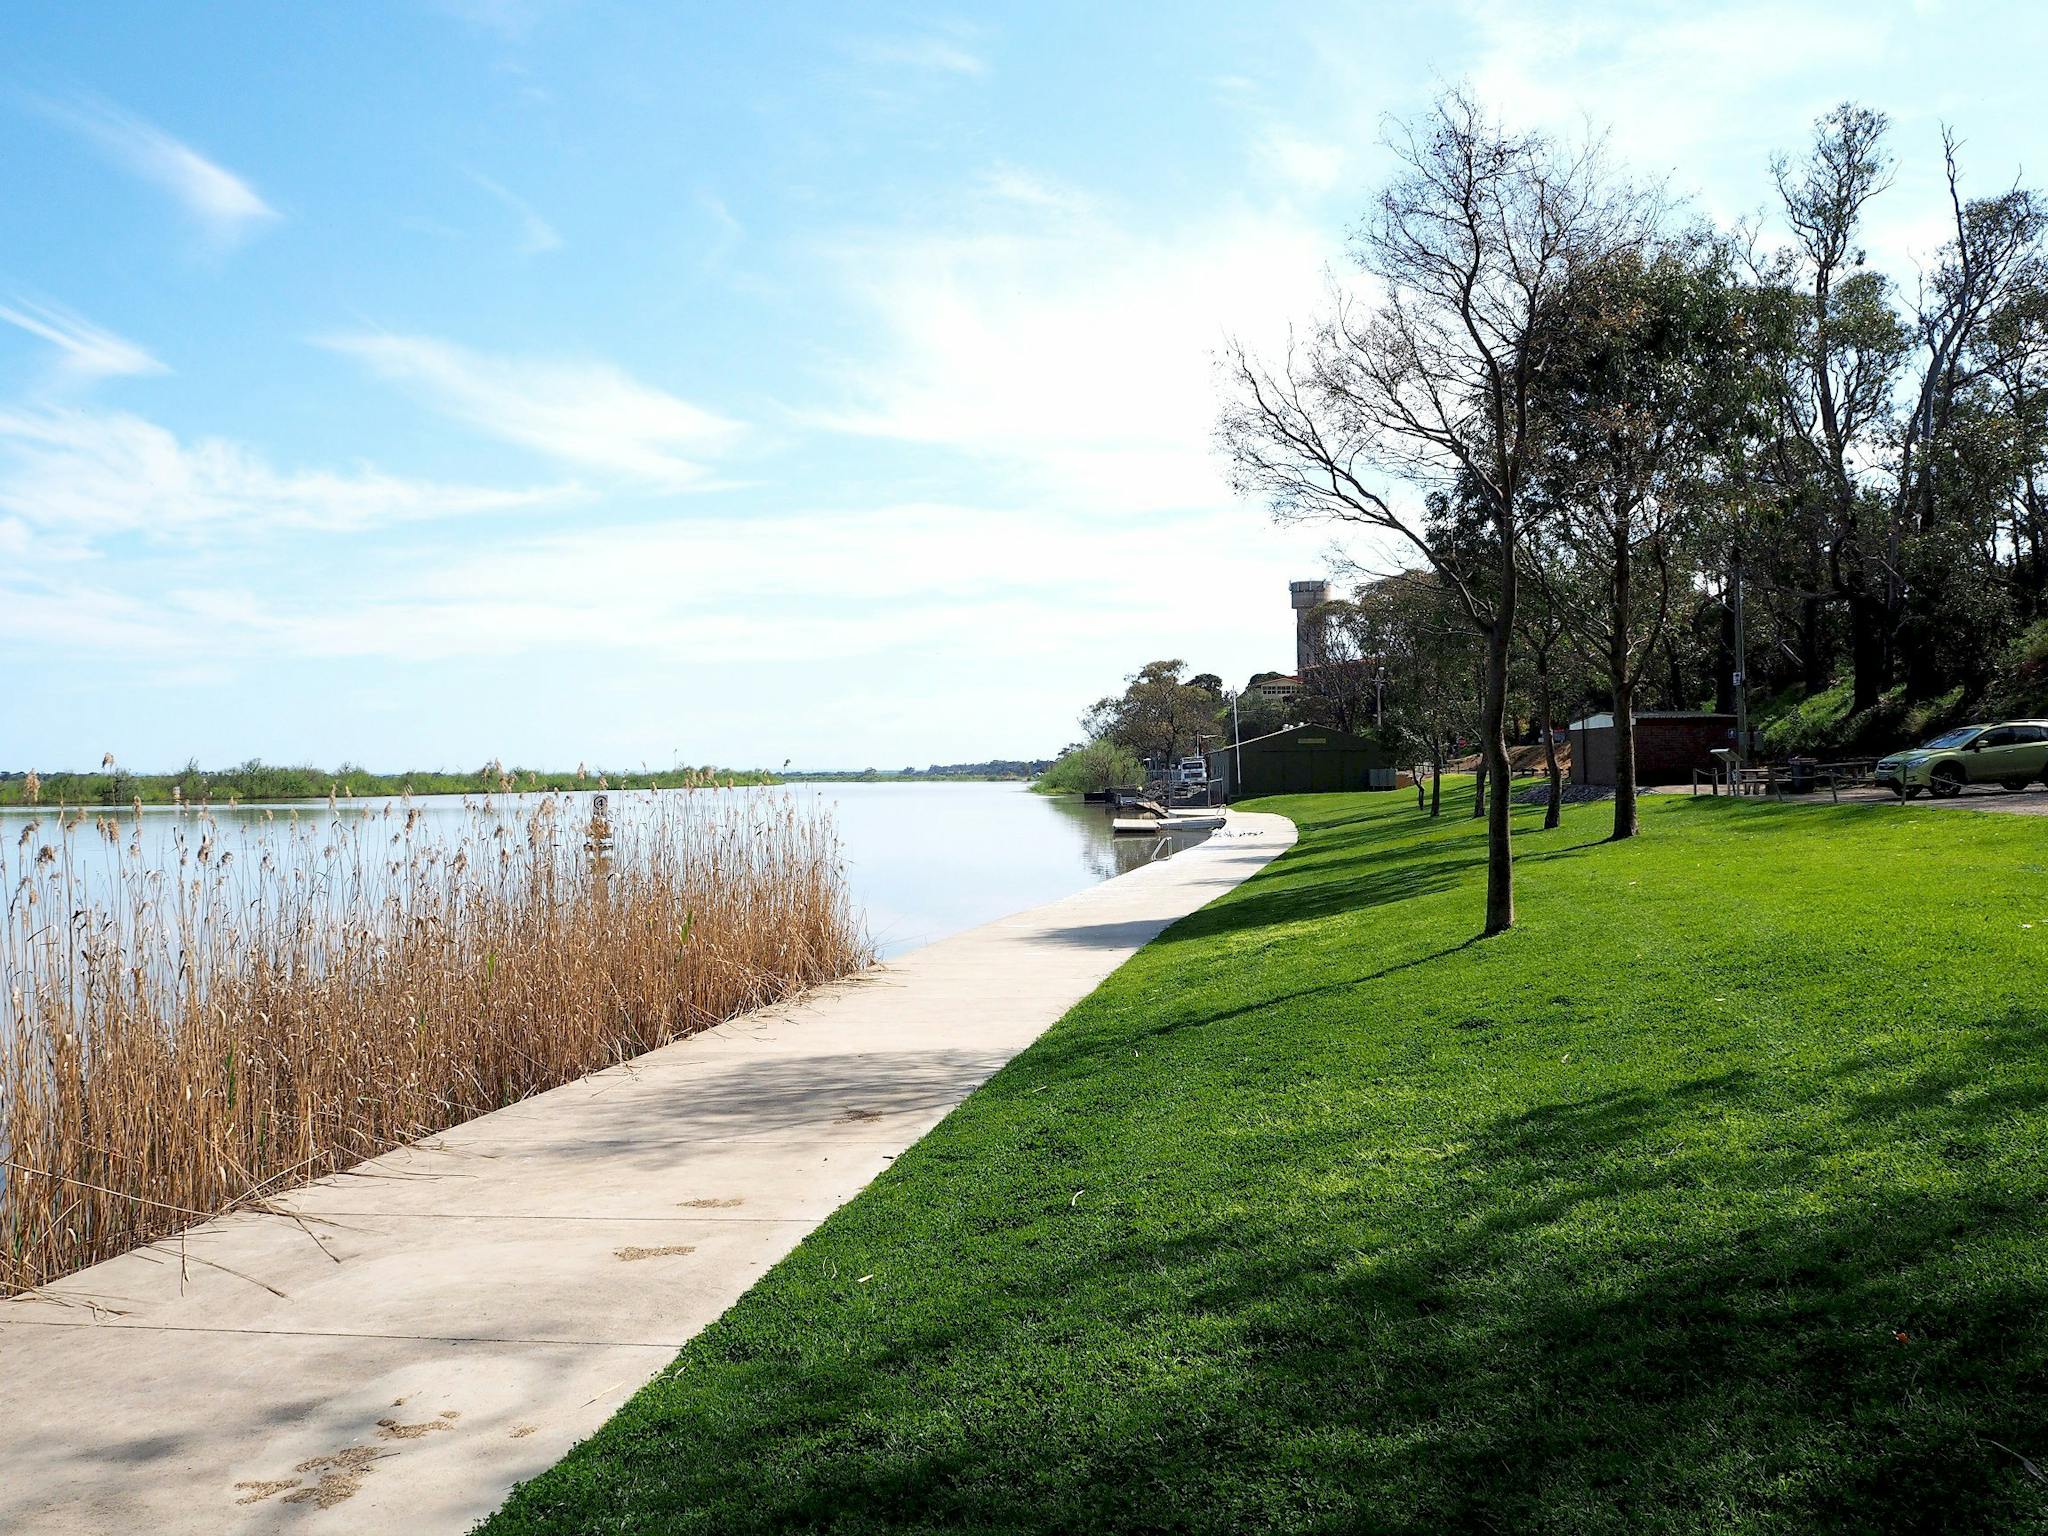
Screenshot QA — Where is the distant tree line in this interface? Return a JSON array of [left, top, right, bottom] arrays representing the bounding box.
[[0, 758, 776, 807]]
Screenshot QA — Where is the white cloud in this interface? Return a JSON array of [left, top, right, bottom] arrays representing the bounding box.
[[850, 32, 988, 77], [466, 170, 563, 253], [0, 299, 166, 382], [7, 499, 1327, 674], [1454, 0, 1896, 191], [811, 182, 1333, 512], [322, 333, 740, 488], [39, 95, 278, 248], [1254, 129, 1347, 195], [0, 406, 569, 539], [437, 0, 549, 39]]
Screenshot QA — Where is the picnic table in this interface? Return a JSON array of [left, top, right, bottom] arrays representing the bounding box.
[[1691, 757, 1880, 802]]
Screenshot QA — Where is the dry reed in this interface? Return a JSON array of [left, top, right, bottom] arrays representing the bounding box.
[[0, 788, 870, 1294]]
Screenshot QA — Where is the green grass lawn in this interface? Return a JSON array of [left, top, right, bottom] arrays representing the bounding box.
[[482, 786, 2048, 1534]]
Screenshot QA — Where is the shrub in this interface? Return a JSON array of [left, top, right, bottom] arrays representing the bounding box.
[[1987, 619, 2048, 719], [1036, 740, 1144, 794]]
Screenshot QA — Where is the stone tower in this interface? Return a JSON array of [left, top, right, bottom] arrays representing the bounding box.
[[1290, 578, 1331, 673]]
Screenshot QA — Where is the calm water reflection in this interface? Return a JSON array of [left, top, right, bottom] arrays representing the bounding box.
[[785, 781, 1212, 956]]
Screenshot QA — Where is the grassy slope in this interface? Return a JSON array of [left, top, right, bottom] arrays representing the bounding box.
[[483, 787, 2048, 1534]]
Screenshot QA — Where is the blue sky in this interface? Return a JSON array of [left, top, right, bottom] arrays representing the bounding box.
[[2, 1, 2041, 771]]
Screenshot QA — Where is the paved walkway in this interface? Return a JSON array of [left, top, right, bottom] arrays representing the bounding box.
[[1653, 781, 2048, 815], [0, 811, 1295, 1535]]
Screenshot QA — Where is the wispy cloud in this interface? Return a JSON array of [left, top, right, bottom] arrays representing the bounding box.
[[849, 30, 988, 77], [5, 499, 1323, 672], [466, 170, 563, 253], [0, 299, 166, 382], [0, 406, 568, 540], [34, 94, 279, 248], [1253, 128, 1347, 196], [811, 179, 1331, 513], [436, 0, 550, 41], [322, 333, 740, 488]]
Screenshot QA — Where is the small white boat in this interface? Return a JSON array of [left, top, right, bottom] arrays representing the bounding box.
[[1112, 813, 1225, 834]]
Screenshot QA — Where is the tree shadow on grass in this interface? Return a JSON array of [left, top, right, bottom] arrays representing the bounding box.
[[487, 1002, 2048, 1536]]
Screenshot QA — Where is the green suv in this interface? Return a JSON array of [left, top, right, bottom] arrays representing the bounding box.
[[1874, 721, 2048, 798]]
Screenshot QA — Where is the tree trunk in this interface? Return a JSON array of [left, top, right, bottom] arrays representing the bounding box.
[[1471, 758, 1487, 819], [1536, 659, 1561, 830], [1481, 610, 1515, 935], [1799, 594, 1828, 693], [1611, 518, 1639, 841], [1612, 678, 1638, 840], [1849, 589, 1887, 712], [1430, 758, 1441, 817]]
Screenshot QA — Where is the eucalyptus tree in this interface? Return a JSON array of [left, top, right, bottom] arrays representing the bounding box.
[[1528, 236, 1752, 839], [1219, 88, 1655, 934], [1350, 571, 1477, 819], [1751, 103, 2048, 710], [1514, 524, 1577, 830], [1082, 661, 1224, 766]]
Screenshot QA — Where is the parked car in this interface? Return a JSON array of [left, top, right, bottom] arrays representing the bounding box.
[[1874, 721, 2048, 798]]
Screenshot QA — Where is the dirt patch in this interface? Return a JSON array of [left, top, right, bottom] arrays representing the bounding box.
[[837, 1107, 884, 1123], [376, 1415, 454, 1441], [510, 1423, 538, 1438], [678, 1196, 743, 1209], [615, 1244, 695, 1262], [278, 1446, 391, 1508], [234, 1478, 300, 1505]]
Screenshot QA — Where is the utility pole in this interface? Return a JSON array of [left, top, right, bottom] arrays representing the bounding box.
[[1230, 692, 1244, 799], [1731, 552, 1750, 764]]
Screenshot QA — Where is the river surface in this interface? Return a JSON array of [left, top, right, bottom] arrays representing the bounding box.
[[788, 781, 1212, 956], [0, 782, 1210, 961]]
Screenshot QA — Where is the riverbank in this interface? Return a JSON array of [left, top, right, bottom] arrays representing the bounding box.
[[0, 791, 867, 1294], [0, 763, 775, 806], [479, 785, 2048, 1534], [0, 763, 1054, 807], [0, 812, 1295, 1534]]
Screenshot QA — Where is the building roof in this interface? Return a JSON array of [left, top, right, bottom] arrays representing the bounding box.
[[1207, 722, 1383, 756], [1569, 710, 1736, 731]]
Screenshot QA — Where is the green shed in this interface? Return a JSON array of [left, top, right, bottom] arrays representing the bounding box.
[[1205, 723, 1393, 800]]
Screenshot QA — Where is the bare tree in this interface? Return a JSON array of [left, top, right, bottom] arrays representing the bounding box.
[[1219, 88, 1652, 933]]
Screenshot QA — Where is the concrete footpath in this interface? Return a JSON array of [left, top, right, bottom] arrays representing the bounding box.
[[0, 811, 1295, 1534]]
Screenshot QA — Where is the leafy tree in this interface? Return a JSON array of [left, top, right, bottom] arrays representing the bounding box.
[[1223, 686, 1291, 743], [1350, 572, 1478, 818], [1081, 660, 1224, 766], [1530, 235, 1754, 838]]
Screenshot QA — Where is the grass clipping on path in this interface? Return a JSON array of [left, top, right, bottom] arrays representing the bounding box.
[[485, 787, 2048, 1535], [1, 789, 869, 1293]]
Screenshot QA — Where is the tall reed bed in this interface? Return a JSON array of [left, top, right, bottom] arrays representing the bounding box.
[[0, 789, 870, 1294]]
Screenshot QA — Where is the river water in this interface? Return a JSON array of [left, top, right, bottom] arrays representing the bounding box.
[[0, 781, 1209, 962], [789, 781, 1212, 955]]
